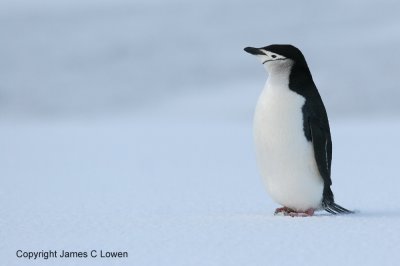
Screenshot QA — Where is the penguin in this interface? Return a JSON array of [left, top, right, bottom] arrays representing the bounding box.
[[244, 44, 353, 217]]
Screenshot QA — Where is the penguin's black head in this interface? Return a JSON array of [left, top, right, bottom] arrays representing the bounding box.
[[244, 44, 308, 67]]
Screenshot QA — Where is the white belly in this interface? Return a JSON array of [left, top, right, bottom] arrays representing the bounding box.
[[254, 83, 324, 211]]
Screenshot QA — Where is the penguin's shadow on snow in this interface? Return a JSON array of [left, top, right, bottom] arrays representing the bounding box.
[[312, 209, 400, 218], [348, 209, 400, 218]]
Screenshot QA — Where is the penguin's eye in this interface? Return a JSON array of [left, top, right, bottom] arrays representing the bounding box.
[[271, 54, 277, 58]]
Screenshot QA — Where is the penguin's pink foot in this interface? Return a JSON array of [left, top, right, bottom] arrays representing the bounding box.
[[274, 207, 315, 217], [274, 207, 295, 216], [287, 208, 315, 217]]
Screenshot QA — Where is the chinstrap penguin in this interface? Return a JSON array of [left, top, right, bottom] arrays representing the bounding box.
[[244, 44, 353, 217]]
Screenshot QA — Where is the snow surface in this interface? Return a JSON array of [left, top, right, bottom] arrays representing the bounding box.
[[2, 0, 400, 265], [2, 84, 400, 265]]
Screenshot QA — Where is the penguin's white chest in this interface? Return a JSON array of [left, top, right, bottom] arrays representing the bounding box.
[[254, 80, 323, 211]]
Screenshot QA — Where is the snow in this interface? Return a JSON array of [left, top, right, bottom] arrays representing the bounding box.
[[1, 0, 400, 265], [2, 85, 400, 265]]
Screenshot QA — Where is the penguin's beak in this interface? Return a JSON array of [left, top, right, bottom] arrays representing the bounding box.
[[244, 47, 265, 56]]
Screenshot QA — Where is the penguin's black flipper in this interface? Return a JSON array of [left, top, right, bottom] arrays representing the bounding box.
[[308, 117, 332, 187], [308, 118, 354, 215]]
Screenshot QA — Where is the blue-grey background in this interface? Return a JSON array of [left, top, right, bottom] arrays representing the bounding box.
[[1, 0, 399, 119], [2, 1, 400, 266]]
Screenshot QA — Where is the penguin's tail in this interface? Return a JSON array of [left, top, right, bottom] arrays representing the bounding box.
[[324, 202, 354, 215]]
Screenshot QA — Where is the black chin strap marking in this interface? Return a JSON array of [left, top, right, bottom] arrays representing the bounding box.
[[262, 58, 288, 64]]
